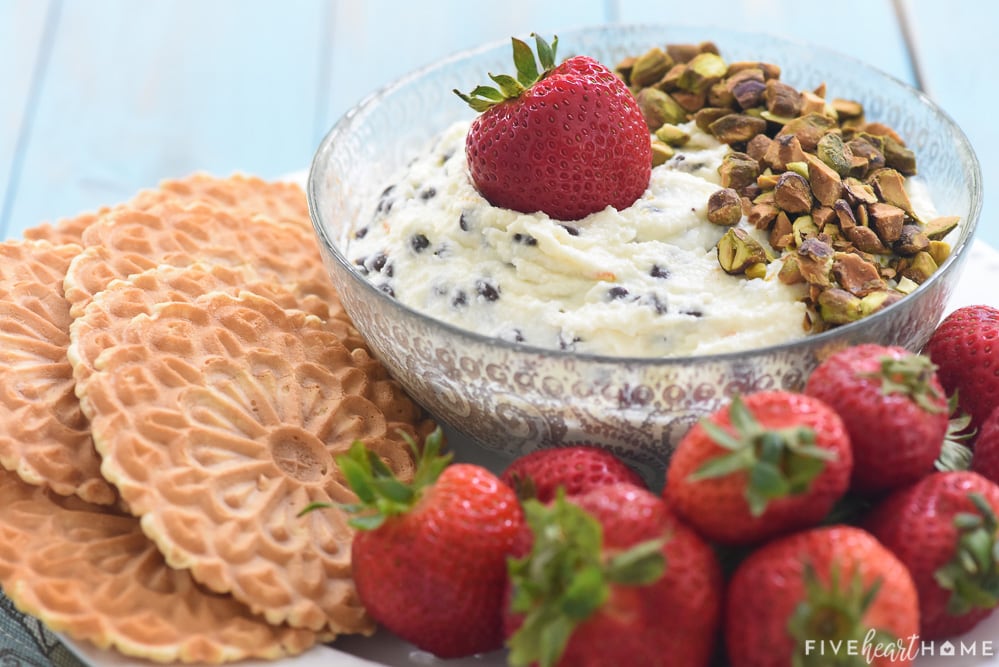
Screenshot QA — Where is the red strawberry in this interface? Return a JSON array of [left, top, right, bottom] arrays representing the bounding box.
[[924, 305, 999, 431], [334, 429, 523, 658], [804, 344, 949, 494], [725, 525, 919, 667], [500, 445, 646, 502], [864, 471, 999, 639], [972, 406, 999, 483], [664, 391, 852, 545], [503, 483, 723, 667], [455, 34, 652, 221]]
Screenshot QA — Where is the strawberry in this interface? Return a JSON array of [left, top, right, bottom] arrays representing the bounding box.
[[333, 429, 523, 658], [725, 525, 919, 667], [864, 471, 999, 639], [972, 406, 999, 483], [455, 34, 652, 221], [924, 305, 999, 432], [503, 483, 723, 667], [499, 445, 646, 502], [664, 391, 852, 545], [803, 344, 949, 495]]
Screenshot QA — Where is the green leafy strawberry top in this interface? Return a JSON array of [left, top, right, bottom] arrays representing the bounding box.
[[454, 34, 559, 112]]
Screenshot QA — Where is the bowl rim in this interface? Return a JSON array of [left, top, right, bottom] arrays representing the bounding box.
[[308, 23, 983, 366]]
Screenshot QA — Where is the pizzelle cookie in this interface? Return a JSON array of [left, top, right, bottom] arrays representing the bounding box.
[[67, 261, 337, 415], [63, 200, 340, 319], [23, 210, 106, 246], [81, 290, 430, 635], [0, 468, 321, 663], [128, 172, 312, 228], [0, 239, 116, 505]]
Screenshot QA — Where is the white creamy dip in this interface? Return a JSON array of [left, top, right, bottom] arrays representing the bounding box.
[[348, 120, 814, 358]]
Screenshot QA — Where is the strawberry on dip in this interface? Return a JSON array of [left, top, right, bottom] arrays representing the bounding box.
[[455, 34, 652, 221]]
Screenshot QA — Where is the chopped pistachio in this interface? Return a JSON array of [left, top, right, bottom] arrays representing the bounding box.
[[654, 123, 691, 147], [842, 177, 878, 205], [666, 43, 702, 64], [636, 88, 688, 130], [727, 61, 781, 80], [693, 107, 732, 133], [778, 255, 804, 284], [818, 288, 864, 324], [776, 113, 838, 152], [764, 79, 803, 118], [707, 188, 743, 225], [813, 205, 837, 229], [895, 224, 930, 256], [677, 52, 728, 93], [845, 224, 890, 254], [831, 98, 864, 118], [719, 151, 760, 192], [726, 68, 767, 109], [615, 56, 637, 85], [832, 252, 885, 296], [786, 161, 809, 179], [799, 90, 828, 116], [901, 251, 938, 284], [928, 240, 951, 266], [869, 168, 916, 219], [651, 139, 674, 167], [757, 172, 780, 190], [804, 153, 843, 207], [748, 201, 779, 229], [708, 113, 768, 144], [816, 132, 854, 177], [708, 80, 736, 108], [631, 47, 675, 87], [770, 211, 794, 249], [764, 134, 807, 172], [774, 172, 813, 214], [882, 135, 917, 175], [860, 290, 903, 316], [792, 215, 820, 247], [846, 136, 886, 177], [833, 199, 857, 230], [868, 202, 905, 244], [745, 262, 768, 280], [658, 63, 686, 91], [717, 227, 771, 274], [746, 134, 773, 164], [671, 89, 708, 112], [923, 215, 960, 240]]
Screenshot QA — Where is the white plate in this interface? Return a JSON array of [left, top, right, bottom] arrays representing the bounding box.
[[62, 240, 999, 667]]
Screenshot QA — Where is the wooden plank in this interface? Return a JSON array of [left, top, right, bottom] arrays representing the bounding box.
[[4, 0, 325, 239], [900, 0, 997, 249], [0, 0, 52, 240], [318, 0, 611, 138]]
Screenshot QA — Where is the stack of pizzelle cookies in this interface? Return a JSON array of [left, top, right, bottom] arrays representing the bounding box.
[[0, 174, 436, 663]]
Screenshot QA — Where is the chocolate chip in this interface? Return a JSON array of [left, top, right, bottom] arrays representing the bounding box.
[[513, 233, 538, 246], [370, 252, 388, 273], [558, 333, 582, 350], [684, 309, 704, 318], [459, 212, 471, 231], [476, 280, 500, 302], [559, 224, 580, 236], [452, 291, 468, 308], [608, 286, 630, 300], [375, 185, 396, 215], [650, 264, 670, 279], [420, 187, 437, 200], [410, 233, 430, 252], [354, 226, 369, 240]]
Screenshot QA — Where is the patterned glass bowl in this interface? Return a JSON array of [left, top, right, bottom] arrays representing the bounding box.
[[308, 25, 981, 481]]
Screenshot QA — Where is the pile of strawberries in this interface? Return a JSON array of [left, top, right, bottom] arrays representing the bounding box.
[[327, 304, 999, 667]]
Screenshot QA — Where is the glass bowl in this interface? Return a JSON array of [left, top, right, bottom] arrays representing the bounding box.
[[308, 24, 981, 481]]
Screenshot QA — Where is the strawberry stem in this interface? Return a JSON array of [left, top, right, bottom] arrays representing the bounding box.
[[787, 562, 895, 667], [506, 492, 665, 667], [934, 492, 999, 616], [330, 427, 448, 530], [864, 353, 946, 414], [690, 395, 836, 517], [454, 33, 560, 112]]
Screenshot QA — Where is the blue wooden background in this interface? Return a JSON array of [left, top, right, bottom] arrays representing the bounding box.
[[1, 0, 995, 246]]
